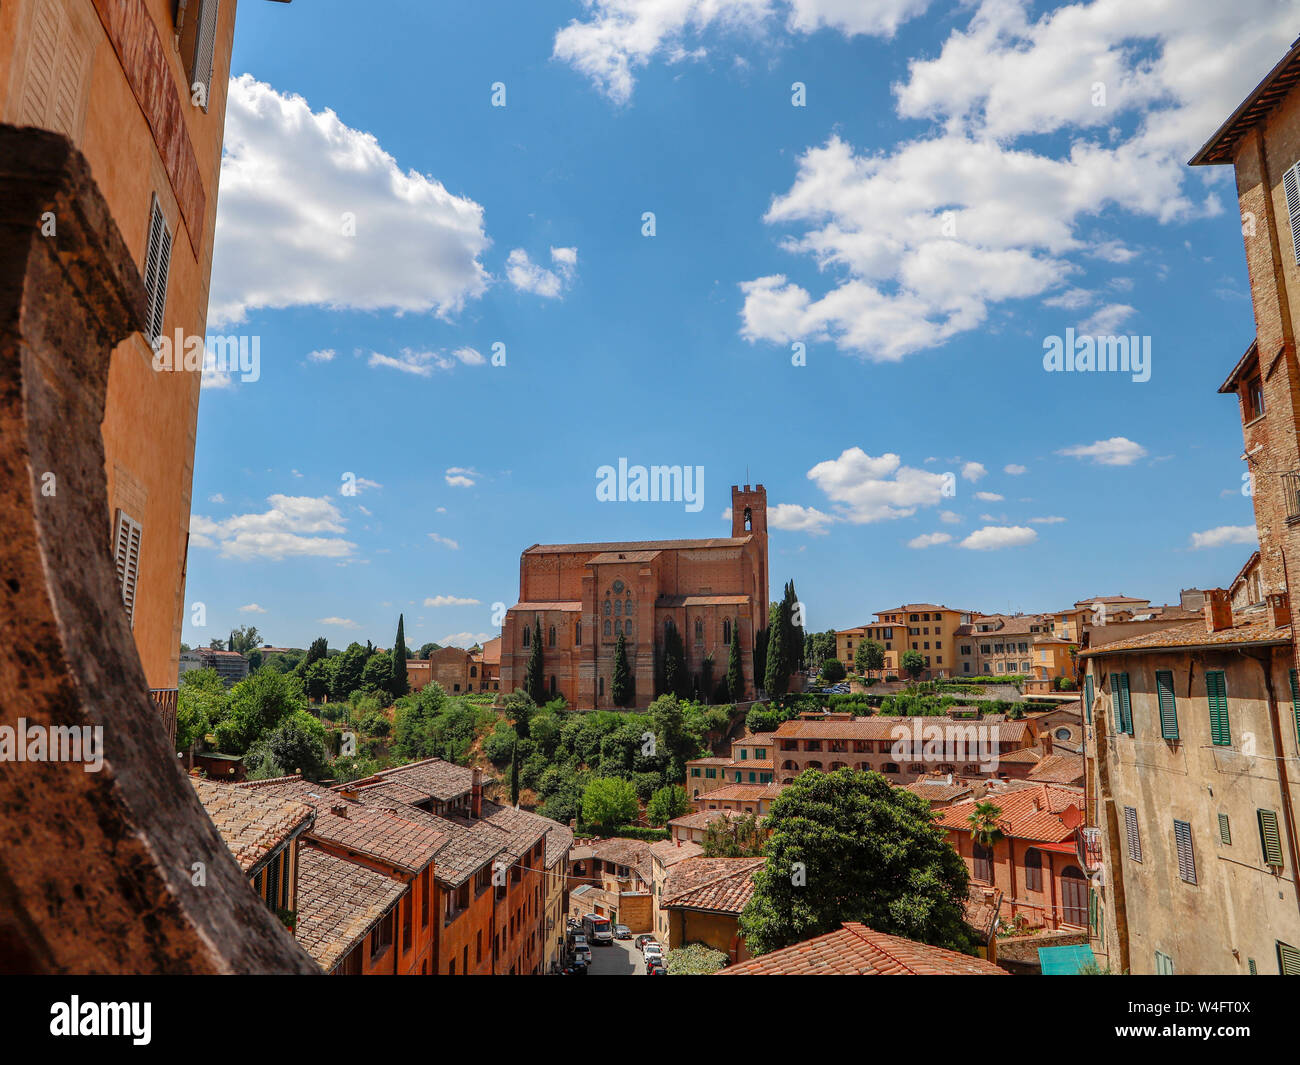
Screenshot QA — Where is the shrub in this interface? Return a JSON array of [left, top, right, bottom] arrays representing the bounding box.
[[665, 942, 729, 975]]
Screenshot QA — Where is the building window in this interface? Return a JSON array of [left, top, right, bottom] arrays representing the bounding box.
[[575, 622, 582, 646], [522, 626, 530, 647], [972, 842, 992, 883], [1174, 819, 1197, 884], [1123, 806, 1142, 862], [694, 618, 703, 641], [1109, 672, 1132, 735], [1154, 950, 1175, 975], [1024, 847, 1042, 892], [723, 619, 732, 645], [1259, 809, 1284, 867], [112, 509, 143, 628], [548, 626, 556, 647], [369, 911, 393, 960], [598, 677, 604, 697], [604, 600, 612, 616], [1279, 941, 1300, 975], [143, 194, 172, 343], [1218, 812, 1232, 845], [604, 620, 611, 637], [1155, 669, 1178, 739], [1206, 670, 1231, 746]]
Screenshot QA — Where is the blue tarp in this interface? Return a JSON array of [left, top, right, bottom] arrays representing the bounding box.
[[1037, 943, 1096, 975]]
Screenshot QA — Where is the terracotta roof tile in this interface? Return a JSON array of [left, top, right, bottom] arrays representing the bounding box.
[[698, 782, 784, 802], [191, 777, 313, 873], [773, 716, 1031, 742], [662, 857, 764, 914], [719, 922, 1007, 975], [935, 784, 1084, 843], [1026, 753, 1085, 785], [1082, 617, 1290, 656], [295, 846, 404, 972]]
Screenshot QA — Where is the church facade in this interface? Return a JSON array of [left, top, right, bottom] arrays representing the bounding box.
[[499, 485, 769, 710]]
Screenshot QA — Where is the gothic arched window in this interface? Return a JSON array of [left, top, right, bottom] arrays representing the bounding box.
[[723, 619, 732, 645], [604, 620, 612, 637], [548, 626, 556, 647], [604, 600, 612, 616], [614, 599, 622, 616], [625, 599, 633, 616], [694, 618, 703, 641]]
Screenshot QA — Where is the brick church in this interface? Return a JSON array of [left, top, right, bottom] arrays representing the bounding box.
[[499, 485, 769, 709]]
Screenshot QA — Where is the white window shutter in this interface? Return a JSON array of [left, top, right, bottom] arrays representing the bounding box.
[[1283, 162, 1300, 267], [112, 509, 143, 628], [190, 0, 221, 110], [143, 196, 171, 343]]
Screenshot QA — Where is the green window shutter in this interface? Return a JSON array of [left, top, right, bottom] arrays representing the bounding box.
[[1118, 673, 1133, 734], [1291, 669, 1300, 746], [1248, 957, 1258, 975], [1259, 809, 1284, 867], [1174, 819, 1197, 884], [1218, 813, 1232, 845], [1278, 941, 1300, 975], [1088, 888, 1097, 931], [1206, 671, 1231, 746], [1109, 673, 1132, 734], [1085, 674, 1094, 724], [1155, 670, 1178, 740], [1123, 805, 1142, 862], [1155, 950, 1174, 975]]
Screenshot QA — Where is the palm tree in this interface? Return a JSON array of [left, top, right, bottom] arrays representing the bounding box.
[[967, 801, 1004, 848]]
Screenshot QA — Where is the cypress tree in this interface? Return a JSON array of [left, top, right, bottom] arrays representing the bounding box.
[[391, 614, 409, 697], [784, 581, 805, 672], [612, 632, 633, 707], [727, 621, 744, 702], [766, 596, 792, 698], [524, 618, 545, 704], [510, 738, 520, 807], [660, 620, 687, 698], [753, 627, 769, 693]]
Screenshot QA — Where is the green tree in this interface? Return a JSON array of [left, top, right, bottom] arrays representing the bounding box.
[[967, 801, 1004, 849], [416, 642, 441, 659], [765, 595, 792, 698], [392, 682, 448, 760], [361, 650, 393, 696], [330, 642, 369, 702], [855, 639, 885, 675], [581, 776, 639, 829], [227, 625, 262, 655], [244, 712, 329, 781], [820, 658, 847, 683], [659, 620, 687, 698], [739, 768, 971, 956], [176, 667, 225, 754], [391, 614, 409, 698], [782, 581, 804, 673], [702, 812, 764, 858], [901, 649, 926, 681], [510, 738, 521, 807], [302, 657, 334, 702], [752, 627, 769, 692], [611, 631, 634, 707], [298, 636, 329, 673], [727, 621, 744, 702], [524, 619, 545, 704], [503, 689, 535, 740], [213, 669, 305, 754], [646, 784, 689, 826]]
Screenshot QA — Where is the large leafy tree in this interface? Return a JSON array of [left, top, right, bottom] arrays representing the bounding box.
[[176, 667, 225, 754], [392, 682, 448, 761], [297, 636, 328, 675], [391, 615, 409, 698], [503, 689, 535, 740], [524, 618, 545, 704], [702, 812, 765, 858], [330, 641, 369, 701], [646, 784, 689, 826], [581, 776, 639, 829], [739, 768, 972, 956], [361, 650, 393, 695], [245, 712, 329, 781], [901, 649, 926, 682], [213, 669, 305, 754], [855, 639, 885, 675], [611, 631, 634, 707]]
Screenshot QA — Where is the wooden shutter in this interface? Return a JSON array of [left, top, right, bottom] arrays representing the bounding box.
[[190, 0, 221, 110], [1218, 812, 1232, 845], [112, 509, 143, 628], [1174, 819, 1197, 884], [1155, 950, 1174, 975], [1110, 673, 1132, 734], [143, 196, 172, 343], [1284, 162, 1300, 267], [1206, 670, 1231, 746], [1279, 941, 1300, 976], [1291, 669, 1300, 746], [1155, 669, 1178, 740], [1259, 809, 1284, 867], [1123, 806, 1142, 862], [1084, 673, 1094, 724]]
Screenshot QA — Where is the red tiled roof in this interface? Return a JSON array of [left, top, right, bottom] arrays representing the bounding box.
[[295, 845, 404, 972], [718, 922, 1007, 975], [773, 716, 1032, 742], [935, 784, 1083, 843], [1190, 39, 1300, 166], [1080, 617, 1289, 656], [662, 857, 764, 914], [700, 782, 783, 802], [191, 778, 313, 873], [1026, 753, 1085, 786]]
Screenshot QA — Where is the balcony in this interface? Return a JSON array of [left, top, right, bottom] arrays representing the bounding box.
[[150, 687, 178, 747], [1285, 471, 1300, 522]]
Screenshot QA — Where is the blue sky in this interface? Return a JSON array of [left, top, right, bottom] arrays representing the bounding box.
[[184, 0, 1297, 651]]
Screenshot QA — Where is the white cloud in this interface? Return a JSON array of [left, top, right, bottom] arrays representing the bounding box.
[[428, 532, 461, 550], [961, 462, 987, 483], [210, 75, 489, 324], [440, 631, 493, 647], [189, 495, 356, 561], [553, 0, 931, 105], [239, 603, 268, 614], [445, 466, 479, 488], [208, 493, 225, 504], [805, 447, 952, 523], [369, 346, 486, 376], [767, 503, 836, 534], [939, 510, 963, 524], [318, 616, 359, 629], [1029, 515, 1067, 524], [506, 246, 579, 299], [1080, 302, 1136, 335], [1058, 436, 1148, 466], [308, 348, 335, 362], [1044, 288, 1095, 311], [1004, 464, 1027, 475], [959, 525, 1038, 550], [973, 491, 1003, 502], [908, 531, 953, 549], [738, 3, 1295, 361], [1190, 525, 1258, 550], [424, 595, 481, 607]]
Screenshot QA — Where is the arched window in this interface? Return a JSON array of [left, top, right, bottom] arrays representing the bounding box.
[[604, 620, 612, 637], [522, 626, 530, 647], [614, 620, 621, 635], [549, 675, 556, 695], [604, 600, 611, 616], [1024, 847, 1043, 892], [624, 599, 633, 617], [548, 626, 556, 647], [743, 506, 753, 530], [470, 665, 477, 678], [664, 620, 673, 640], [723, 619, 732, 645], [575, 622, 582, 646], [598, 677, 605, 697], [624, 619, 633, 635], [694, 618, 703, 641], [614, 599, 622, 616]]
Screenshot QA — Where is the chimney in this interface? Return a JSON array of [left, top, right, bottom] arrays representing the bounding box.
[[1204, 588, 1233, 633], [330, 803, 349, 819], [1268, 592, 1291, 629], [471, 765, 483, 818], [946, 772, 953, 786], [1041, 732, 1053, 755]]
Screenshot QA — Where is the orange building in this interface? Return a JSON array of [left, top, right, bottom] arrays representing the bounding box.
[[0, 0, 292, 733], [500, 484, 769, 709]]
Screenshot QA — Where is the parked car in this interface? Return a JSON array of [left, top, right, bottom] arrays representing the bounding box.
[[614, 924, 632, 940], [635, 934, 657, 952], [646, 957, 667, 975], [643, 942, 664, 963], [573, 943, 591, 965]]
